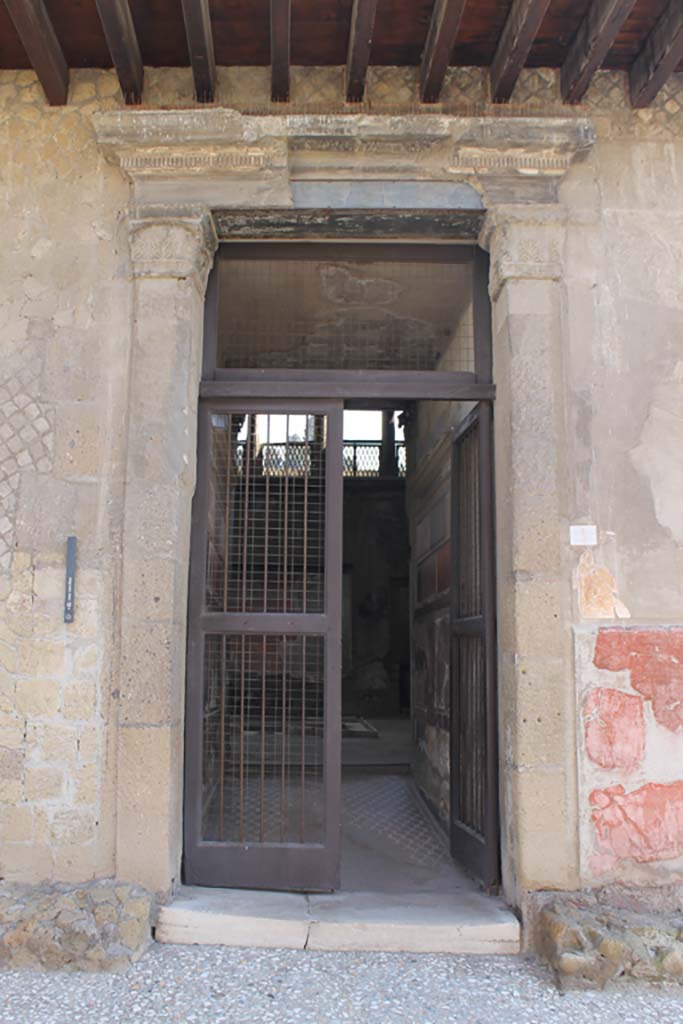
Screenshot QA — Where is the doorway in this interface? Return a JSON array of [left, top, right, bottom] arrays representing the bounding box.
[[183, 241, 498, 894]]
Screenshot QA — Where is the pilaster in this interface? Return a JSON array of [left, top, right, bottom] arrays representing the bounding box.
[[115, 206, 217, 893], [482, 205, 578, 902]]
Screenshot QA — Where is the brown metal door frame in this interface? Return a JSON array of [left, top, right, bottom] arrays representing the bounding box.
[[185, 239, 499, 891], [184, 398, 343, 891], [449, 400, 500, 887]]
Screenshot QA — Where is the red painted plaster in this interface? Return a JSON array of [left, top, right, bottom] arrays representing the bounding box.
[[593, 628, 683, 733], [583, 688, 645, 772], [590, 781, 683, 863]]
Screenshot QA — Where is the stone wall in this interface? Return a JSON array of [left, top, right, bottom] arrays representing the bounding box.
[[0, 72, 130, 885], [0, 879, 154, 970], [0, 63, 681, 900]]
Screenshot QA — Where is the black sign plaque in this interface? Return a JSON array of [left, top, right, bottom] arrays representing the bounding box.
[[64, 536, 76, 624]]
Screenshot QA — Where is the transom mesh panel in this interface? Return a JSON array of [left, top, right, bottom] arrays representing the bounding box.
[[201, 633, 325, 844], [205, 412, 327, 614], [217, 257, 474, 372]]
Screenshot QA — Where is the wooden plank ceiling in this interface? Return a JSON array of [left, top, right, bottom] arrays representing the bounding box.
[[0, 0, 681, 107]]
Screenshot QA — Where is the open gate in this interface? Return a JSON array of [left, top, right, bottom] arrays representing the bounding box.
[[184, 400, 343, 891], [449, 401, 499, 887]]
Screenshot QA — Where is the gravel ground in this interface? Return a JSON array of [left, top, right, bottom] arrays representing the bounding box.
[[1, 945, 682, 1024]]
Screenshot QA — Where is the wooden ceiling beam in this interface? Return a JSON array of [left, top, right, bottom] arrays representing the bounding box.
[[270, 0, 291, 102], [180, 0, 216, 103], [94, 0, 143, 104], [490, 0, 552, 103], [419, 0, 467, 104], [630, 0, 683, 108], [346, 0, 378, 102], [561, 0, 638, 104], [3, 0, 68, 105]]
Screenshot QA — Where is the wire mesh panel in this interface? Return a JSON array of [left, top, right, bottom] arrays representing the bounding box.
[[185, 400, 343, 892], [202, 633, 325, 845], [216, 256, 474, 373], [205, 413, 327, 615], [450, 403, 499, 886]]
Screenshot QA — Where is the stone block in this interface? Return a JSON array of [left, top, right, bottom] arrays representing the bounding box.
[[513, 769, 577, 890], [24, 765, 65, 801], [27, 722, 80, 764], [0, 779, 23, 804], [531, 886, 683, 989], [513, 577, 567, 659], [76, 725, 100, 764], [505, 657, 569, 768], [123, 557, 183, 624], [0, 805, 33, 842], [54, 403, 102, 479], [17, 641, 66, 680], [0, 714, 25, 749], [116, 723, 181, 893], [0, 880, 154, 970], [73, 763, 99, 805], [15, 677, 60, 718], [0, 842, 53, 883], [118, 621, 184, 726], [62, 680, 97, 721], [0, 746, 23, 782]]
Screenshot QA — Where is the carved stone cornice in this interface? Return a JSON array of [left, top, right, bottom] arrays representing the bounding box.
[[480, 206, 567, 300], [126, 205, 218, 293], [93, 109, 595, 206]]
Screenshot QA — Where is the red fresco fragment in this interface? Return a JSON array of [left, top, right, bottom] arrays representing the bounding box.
[[583, 688, 645, 772], [590, 781, 683, 863], [589, 782, 683, 864], [593, 628, 683, 733]]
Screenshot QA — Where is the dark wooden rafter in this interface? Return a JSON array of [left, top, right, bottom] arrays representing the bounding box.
[[490, 0, 552, 103], [346, 0, 378, 102], [419, 0, 467, 103], [630, 0, 683, 108], [3, 0, 68, 105], [94, 0, 143, 104], [561, 0, 638, 104], [180, 0, 216, 103], [270, 0, 291, 102]]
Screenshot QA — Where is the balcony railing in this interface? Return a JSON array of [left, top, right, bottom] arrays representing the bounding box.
[[343, 441, 406, 478], [231, 440, 406, 478]]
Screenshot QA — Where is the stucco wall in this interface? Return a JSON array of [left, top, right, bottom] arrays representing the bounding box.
[[0, 64, 681, 895], [560, 134, 683, 888]]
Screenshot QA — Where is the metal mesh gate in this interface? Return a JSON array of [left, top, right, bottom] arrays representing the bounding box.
[[450, 403, 499, 885], [185, 402, 343, 891]]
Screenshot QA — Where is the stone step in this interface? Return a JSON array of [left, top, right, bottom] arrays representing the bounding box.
[[156, 885, 521, 955]]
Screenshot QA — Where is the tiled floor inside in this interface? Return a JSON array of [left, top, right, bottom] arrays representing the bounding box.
[[340, 770, 477, 894], [340, 717, 479, 895]]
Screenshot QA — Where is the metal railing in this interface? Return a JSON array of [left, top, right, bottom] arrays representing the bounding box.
[[232, 440, 407, 478], [343, 441, 406, 478]]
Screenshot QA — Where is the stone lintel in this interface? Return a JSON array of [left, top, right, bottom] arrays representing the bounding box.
[[93, 109, 595, 206]]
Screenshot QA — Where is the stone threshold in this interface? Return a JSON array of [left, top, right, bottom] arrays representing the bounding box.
[[155, 885, 521, 954]]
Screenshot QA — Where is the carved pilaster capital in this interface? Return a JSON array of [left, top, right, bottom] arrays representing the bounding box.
[[480, 205, 567, 300], [126, 205, 218, 293]]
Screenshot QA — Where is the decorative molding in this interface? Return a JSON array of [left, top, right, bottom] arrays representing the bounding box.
[[126, 205, 218, 293], [93, 109, 595, 206], [119, 149, 276, 174]]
